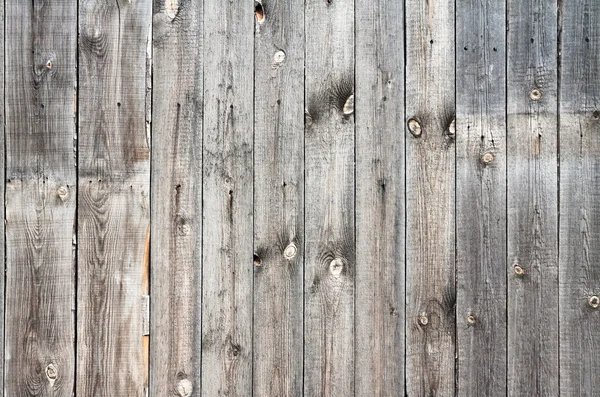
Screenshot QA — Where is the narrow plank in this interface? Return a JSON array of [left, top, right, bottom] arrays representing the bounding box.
[[4, 1, 76, 394], [77, 1, 151, 395], [404, 0, 455, 395], [201, 0, 254, 394], [455, 0, 507, 395], [507, 0, 559, 395], [252, 0, 304, 395], [0, 2, 5, 394], [150, 1, 203, 395], [354, 0, 404, 394], [303, 0, 355, 394], [559, 1, 600, 395]]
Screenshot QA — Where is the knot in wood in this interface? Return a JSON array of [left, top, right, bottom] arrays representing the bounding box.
[[57, 186, 69, 201], [273, 50, 286, 64], [481, 152, 494, 164], [589, 295, 600, 309], [253, 254, 262, 267], [343, 94, 354, 116], [418, 313, 429, 326], [45, 363, 58, 380], [467, 314, 477, 325], [407, 118, 422, 137], [177, 224, 190, 236], [447, 118, 456, 137], [46, 60, 53, 70], [513, 263, 525, 276], [255, 1, 264, 23], [529, 88, 542, 101], [329, 258, 344, 277], [283, 242, 297, 260], [177, 379, 193, 397]]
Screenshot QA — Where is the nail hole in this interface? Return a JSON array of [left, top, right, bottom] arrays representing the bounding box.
[[117, 102, 121, 107], [464, 46, 468, 51], [585, 37, 590, 42], [493, 47, 497, 52], [253, 254, 262, 266]]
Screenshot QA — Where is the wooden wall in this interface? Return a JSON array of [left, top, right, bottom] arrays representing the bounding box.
[[0, 0, 599, 396]]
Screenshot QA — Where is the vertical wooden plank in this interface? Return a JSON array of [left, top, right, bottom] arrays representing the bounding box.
[[507, 0, 559, 395], [252, 0, 304, 395], [354, 0, 404, 394], [455, 0, 507, 395], [404, 0, 455, 395], [559, 1, 600, 395], [303, 0, 354, 394], [150, 1, 203, 395], [201, 0, 254, 394], [0, 3, 4, 394], [4, 1, 76, 394], [77, 0, 151, 395]]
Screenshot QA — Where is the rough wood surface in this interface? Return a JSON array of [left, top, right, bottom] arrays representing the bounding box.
[[507, 0, 559, 395], [77, 1, 151, 395], [559, 1, 600, 395], [0, 3, 5, 394], [201, 0, 254, 394], [252, 0, 304, 396], [303, 0, 355, 395], [456, 0, 507, 395], [354, 0, 404, 394], [404, 0, 455, 395], [150, 1, 203, 395], [4, 1, 76, 395]]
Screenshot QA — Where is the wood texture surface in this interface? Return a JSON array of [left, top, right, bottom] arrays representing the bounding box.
[[4, 1, 76, 395], [201, 0, 254, 394], [303, 0, 355, 395], [150, 1, 203, 395], [507, 0, 559, 395], [0, 3, 5, 394], [354, 0, 405, 394], [559, 1, 600, 395], [456, 0, 507, 395], [252, 0, 304, 396], [405, 0, 455, 395], [77, 1, 151, 395]]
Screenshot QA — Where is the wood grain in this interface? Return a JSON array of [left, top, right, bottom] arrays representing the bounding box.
[[77, 1, 151, 395], [456, 0, 507, 395], [507, 0, 559, 395], [559, 1, 600, 395], [0, 2, 4, 394], [201, 0, 254, 394], [150, 1, 203, 395], [405, 0, 455, 395], [354, 0, 405, 394], [252, 0, 304, 395], [304, 0, 355, 395], [4, 1, 76, 395]]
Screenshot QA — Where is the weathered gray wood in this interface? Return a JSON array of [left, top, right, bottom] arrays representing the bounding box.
[[559, 1, 600, 395], [0, 3, 4, 394], [456, 0, 507, 395], [4, 1, 76, 394], [150, 1, 203, 396], [77, 1, 151, 395], [201, 0, 254, 394], [354, 0, 404, 394], [252, 0, 304, 395], [507, 0, 559, 395], [404, 0, 455, 395], [303, 0, 355, 394]]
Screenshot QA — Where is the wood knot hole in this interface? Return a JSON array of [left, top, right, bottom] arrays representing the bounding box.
[[447, 118, 456, 137], [481, 152, 494, 164], [46, 60, 53, 69], [467, 314, 477, 325], [57, 186, 69, 201], [283, 243, 297, 260], [513, 263, 525, 276], [407, 118, 422, 137], [529, 89, 542, 101], [253, 254, 262, 267], [343, 94, 354, 116], [273, 50, 286, 64], [177, 379, 193, 397], [45, 363, 58, 380], [255, 1, 264, 22], [589, 295, 600, 309], [592, 110, 600, 120], [329, 258, 344, 277], [418, 313, 429, 326]]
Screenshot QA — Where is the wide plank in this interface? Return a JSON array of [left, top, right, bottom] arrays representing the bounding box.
[[4, 1, 76, 395], [150, 1, 203, 395], [77, 1, 151, 395], [252, 0, 304, 395]]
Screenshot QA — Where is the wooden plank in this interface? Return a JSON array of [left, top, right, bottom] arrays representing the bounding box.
[[77, 1, 151, 395], [252, 0, 304, 395], [559, 1, 600, 395], [354, 0, 404, 394], [201, 0, 254, 394], [404, 0, 455, 395], [4, 1, 76, 394], [507, 0, 559, 395], [455, 0, 507, 395], [303, 0, 355, 394], [0, 2, 4, 394], [150, 1, 203, 395]]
